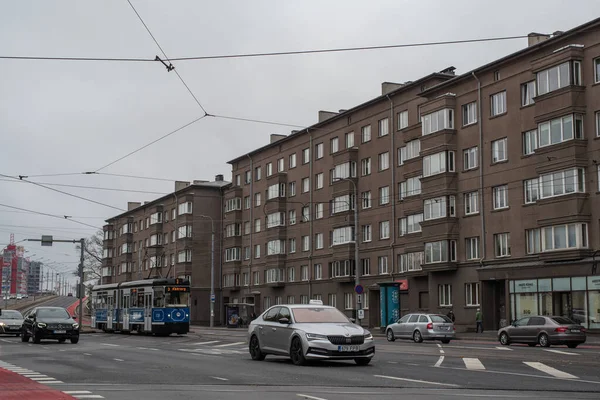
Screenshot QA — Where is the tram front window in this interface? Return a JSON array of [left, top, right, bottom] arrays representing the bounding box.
[[165, 291, 189, 307]]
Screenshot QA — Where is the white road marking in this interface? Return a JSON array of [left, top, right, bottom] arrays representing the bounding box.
[[434, 356, 445, 367], [72, 396, 104, 399], [437, 344, 442, 348], [211, 376, 229, 381], [63, 391, 92, 394], [136, 347, 148, 350], [543, 349, 579, 356], [297, 394, 328, 400], [113, 358, 124, 362], [100, 343, 120, 347], [374, 374, 459, 387], [495, 347, 512, 351], [463, 358, 486, 370], [44, 380, 64, 384], [0, 339, 12, 343], [193, 341, 220, 345], [147, 348, 159, 351], [439, 349, 445, 354], [83, 353, 92, 356], [30, 377, 59, 381], [387, 361, 398, 364], [523, 362, 578, 379], [214, 341, 245, 347], [23, 374, 48, 378]]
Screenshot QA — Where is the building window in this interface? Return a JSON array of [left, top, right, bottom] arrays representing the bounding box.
[[521, 80, 536, 106], [244, 196, 251, 209], [524, 178, 539, 204], [225, 198, 242, 212], [313, 173, 323, 190], [526, 228, 541, 254], [422, 108, 454, 136], [255, 166, 262, 181], [540, 168, 585, 199], [328, 294, 337, 308], [494, 70, 500, 81], [315, 233, 324, 250], [399, 176, 421, 199], [288, 210, 296, 225], [345, 132, 354, 148], [235, 174, 241, 186], [266, 268, 284, 283], [522, 129, 538, 155], [491, 138, 507, 163], [266, 212, 285, 228], [288, 267, 295, 282], [362, 191, 372, 209], [244, 247, 250, 260], [362, 258, 371, 275], [266, 162, 273, 177], [331, 161, 357, 181], [286, 295, 295, 304], [331, 194, 354, 214], [301, 206, 310, 222], [463, 147, 478, 170], [315, 143, 324, 159], [379, 186, 390, 205], [595, 58, 600, 83], [314, 264, 323, 280], [178, 249, 192, 263], [263, 297, 271, 309], [439, 284, 452, 306], [225, 223, 241, 238], [378, 152, 390, 171], [464, 191, 479, 215], [596, 111, 600, 137], [425, 240, 456, 263], [267, 183, 286, 200], [225, 247, 241, 262], [465, 237, 479, 260], [344, 293, 353, 310], [423, 151, 454, 177], [379, 221, 390, 239], [398, 139, 420, 165], [378, 118, 389, 137], [361, 125, 371, 143], [378, 256, 388, 274], [361, 224, 372, 242], [398, 110, 408, 130], [300, 295, 309, 304], [302, 236, 310, 251], [178, 201, 193, 215], [253, 218, 261, 233], [254, 244, 261, 259], [267, 240, 286, 255], [399, 213, 423, 236], [244, 170, 251, 184], [494, 233, 511, 257], [253, 271, 259, 285], [465, 283, 480, 306], [150, 212, 162, 225], [277, 158, 284, 172], [424, 196, 455, 220], [177, 225, 193, 239], [490, 91, 507, 116], [361, 157, 371, 176], [462, 102, 477, 126], [332, 226, 355, 245], [538, 114, 583, 148], [330, 137, 339, 153], [285, 182, 295, 197], [301, 177, 310, 193], [542, 223, 588, 252], [315, 203, 324, 219], [493, 185, 509, 210], [289, 153, 297, 169], [399, 252, 423, 273], [301, 265, 309, 281], [332, 260, 354, 277], [302, 148, 310, 164], [537, 61, 580, 95]]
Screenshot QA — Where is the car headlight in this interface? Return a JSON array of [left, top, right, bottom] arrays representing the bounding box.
[[72, 323, 79, 330], [37, 322, 46, 328], [306, 333, 328, 341], [364, 331, 373, 340], [0, 322, 5, 326]]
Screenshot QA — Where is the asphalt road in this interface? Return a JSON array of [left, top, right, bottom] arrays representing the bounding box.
[[0, 330, 599, 399], [18, 295, 80, 316]]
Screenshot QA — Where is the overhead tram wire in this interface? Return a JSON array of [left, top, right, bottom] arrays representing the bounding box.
[[0, 178, 169, 195], [0, 34, 532, 63], [0, 203, 102, 230]]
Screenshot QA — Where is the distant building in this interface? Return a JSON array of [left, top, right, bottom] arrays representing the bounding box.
[[28, 261, 42, 295], [1, 244, 28, 295]]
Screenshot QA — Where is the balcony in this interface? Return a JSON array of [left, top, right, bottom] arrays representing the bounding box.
[[148, 222, 163, 234], [265, 253, 287, 267], [329, 210, 355, 229], [533, 85, 586, 122], [421, 261, 458, 273], [399, 156, 422, 178], [265, 225, 287, 241], [400, 123, 422, 142], [224, 235, 243, 247], [330, 242, 355, 261], [536, 193, 590, 226], [332, 178, 357, 196], [266, 172, 288, 184], [266, 281, 285, 288], [420, 172, 458, 197], [264, 197, 287, 213], [332, 147, 358, 163], [538, 248, 592, 262], [533, 140, 588, 174], [330, 275, 355, 283], [420, 217, 459, 241]]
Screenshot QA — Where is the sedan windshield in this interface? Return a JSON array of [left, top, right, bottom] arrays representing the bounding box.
[[431, 315, 452, 323], [291, 307, 350, 323], [37, 308, 70, 319], [0, 310, 23, 319], [552, 317, 575, 325]]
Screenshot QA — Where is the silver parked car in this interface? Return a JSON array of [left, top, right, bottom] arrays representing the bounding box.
[[498, 315, 586, 348], [386, 313, 455, 343], [0, 310, 24, 336], [247, 300, 375, 366]]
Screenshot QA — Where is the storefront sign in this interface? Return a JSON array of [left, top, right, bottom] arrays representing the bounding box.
[[514, 279, 537, 293], [395, 279, 408, 290], [588, 276, 600, 290]]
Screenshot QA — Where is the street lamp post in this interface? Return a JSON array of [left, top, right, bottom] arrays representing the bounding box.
[[333, 177, 361, 325], [199, 215, 215, 328]]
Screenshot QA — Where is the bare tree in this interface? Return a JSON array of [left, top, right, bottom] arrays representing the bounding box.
[[74, 230, 103, 286]]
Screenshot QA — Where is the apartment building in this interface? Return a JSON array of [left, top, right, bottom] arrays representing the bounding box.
[[223, 17, 600, 331], [102, 177, 228, 324]]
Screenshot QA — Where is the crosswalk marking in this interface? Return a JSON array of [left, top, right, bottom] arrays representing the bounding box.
[[72, 396, 104, 399], [64, 391, 92, 394], [543, 349, 578, 356], [214, 341, 245, 347], [495, 346, 512, 351], [523, 362, 578, 379], [193, 341, 220, 345], [463, 358, 486, 370]]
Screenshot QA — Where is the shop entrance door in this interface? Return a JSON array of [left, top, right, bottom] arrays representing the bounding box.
[[552, 292, 572, 319]]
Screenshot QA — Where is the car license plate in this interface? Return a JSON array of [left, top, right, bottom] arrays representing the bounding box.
[[338, 345, 360, 352], [571, 329, 580, 333], [54, 330, 66, 334]]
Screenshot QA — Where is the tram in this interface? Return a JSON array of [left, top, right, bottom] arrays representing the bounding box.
[[91, 278, 190, 336]]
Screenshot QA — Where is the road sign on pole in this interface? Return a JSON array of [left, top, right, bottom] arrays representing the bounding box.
[[357, 309, 364, 320], [210, 294, 215, 303], [354, 284, 364, 294], [41, 235, 53, 246]]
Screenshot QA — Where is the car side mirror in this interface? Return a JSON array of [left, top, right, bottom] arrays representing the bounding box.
[[72, 315, 77, 320], [278, 317, 290, 324]]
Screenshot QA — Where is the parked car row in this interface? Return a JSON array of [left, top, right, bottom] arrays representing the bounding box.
[[0, 307, 80, 344], [2, 294, 29, 300]]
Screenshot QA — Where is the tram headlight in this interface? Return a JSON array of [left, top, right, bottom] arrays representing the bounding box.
[[37, 322, 46, 328]]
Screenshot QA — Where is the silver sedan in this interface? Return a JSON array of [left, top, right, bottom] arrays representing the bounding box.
[[386, 313, 455, 343], [247, 300, 375, 366]]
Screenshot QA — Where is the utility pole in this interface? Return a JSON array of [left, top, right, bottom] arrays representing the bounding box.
[[199, 215, 215, 327]]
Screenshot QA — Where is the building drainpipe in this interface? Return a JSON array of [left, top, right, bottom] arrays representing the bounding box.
[[246, 154, 254, 305], [308, 128, 313, 300], [173, 192, 178, 279], [386, 95, 396, 287], [472, 72, 486, 261], [219, 187, 225, 326]]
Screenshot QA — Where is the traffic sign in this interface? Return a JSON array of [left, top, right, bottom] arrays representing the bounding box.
[[354, 284, 364, 294], [356, 294, 362, 304], [41, 235, 53, 246], [357, 309, 364, 320], [210, 294, 216, 303]]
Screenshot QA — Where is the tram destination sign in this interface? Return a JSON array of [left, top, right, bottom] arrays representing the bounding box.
[[166, 286, 190, 292]]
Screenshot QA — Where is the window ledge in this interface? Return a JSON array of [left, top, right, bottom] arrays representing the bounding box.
[[462, 122, 478, 128], [489, 112, 508, 120], [491, 207, 510, 213], [520, 104, 535, 110], [491, 160, 509, 166], [463, 213, 480, 219], [462, 167, 479, 173]]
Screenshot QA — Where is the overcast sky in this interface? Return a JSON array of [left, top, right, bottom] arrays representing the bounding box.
[[1, 0, 600, 283]]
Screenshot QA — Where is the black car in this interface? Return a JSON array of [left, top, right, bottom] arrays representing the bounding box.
[[21, 306, 80, 344]]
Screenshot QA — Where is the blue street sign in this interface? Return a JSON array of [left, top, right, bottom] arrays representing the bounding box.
[[355, 284, 364, 294], [210, 294, 216, 302]]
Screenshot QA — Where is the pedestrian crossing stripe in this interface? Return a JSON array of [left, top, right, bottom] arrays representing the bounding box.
[[455, 357, 580, 380]]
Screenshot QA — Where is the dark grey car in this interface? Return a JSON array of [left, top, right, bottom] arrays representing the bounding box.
[[498, 315, 586, 348]]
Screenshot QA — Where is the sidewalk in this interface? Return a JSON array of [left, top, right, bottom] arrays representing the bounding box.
[[0, 367, 75, 400]]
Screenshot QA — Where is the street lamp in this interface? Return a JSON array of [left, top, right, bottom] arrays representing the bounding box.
[[333, 177, 361, 325], [199, 214, 215, 328]]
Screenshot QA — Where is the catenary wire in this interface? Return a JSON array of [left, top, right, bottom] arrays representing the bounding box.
[[0, 203, 102, 230], [0, 178, 168, 195]]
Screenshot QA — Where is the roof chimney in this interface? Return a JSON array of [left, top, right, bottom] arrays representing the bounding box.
[[174, 181, 190, 192], [127, 202, 141, 211], [528, 32, 552, 47], [318, 110, 338, 122], [381, 82, 405, 95], [270, 134, 286, 144], [215, 174, 224, 182]]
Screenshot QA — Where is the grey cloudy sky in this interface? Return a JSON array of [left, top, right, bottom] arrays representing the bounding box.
[[1, 0, 600, 280]]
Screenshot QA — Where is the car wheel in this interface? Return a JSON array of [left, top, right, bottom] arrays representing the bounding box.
[[58, 339, 66, 343], [249, 335, 265, 361], [21, 332, 30, 343], [386, 329, 395, 342], [499, 332, 510, 346], [567, 343, 578, 349], [528, 343, 536, 347], [538, 333, 550, 348], [354, 358, 371, 366], [413, 330, 423, 343], [441, 339, 451, 344], [32, 329, 41, 344], [290, 337, 306, 366], [70, 336, 79, 344]]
